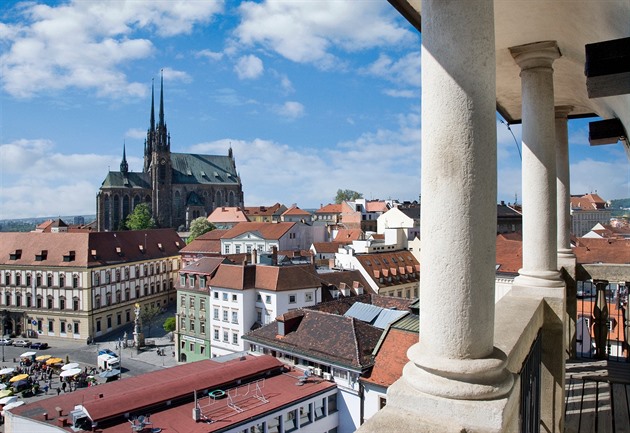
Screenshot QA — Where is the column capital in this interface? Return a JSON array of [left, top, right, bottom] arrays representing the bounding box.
[[555, 105, 574, 118], [510, 40, 561, 70]]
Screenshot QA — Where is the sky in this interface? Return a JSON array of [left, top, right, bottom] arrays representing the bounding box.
[[0, 0, 628, 221]]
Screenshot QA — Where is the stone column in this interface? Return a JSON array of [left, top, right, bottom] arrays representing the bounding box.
[[511, 41, 564, 289], [593, 280, 609, 359], [556, 106, 574, 258], [387, 1, 513, 430]]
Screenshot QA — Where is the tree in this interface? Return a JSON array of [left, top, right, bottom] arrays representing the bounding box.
[[125, 203, 156, 231], [187, 217, 215, 243], [163, 316, 176, 341], [334, 189, 363, 204], [140, 304, 162, 338]]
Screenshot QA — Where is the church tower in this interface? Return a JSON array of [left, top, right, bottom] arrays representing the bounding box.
[[145, 73, 173, 227]]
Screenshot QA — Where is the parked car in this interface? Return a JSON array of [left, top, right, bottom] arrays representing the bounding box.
[[13, 339, 31, 347], [0, 338, 12, 346], [30, 341, 48, 350]]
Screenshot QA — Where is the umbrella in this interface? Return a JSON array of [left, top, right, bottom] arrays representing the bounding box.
[[0, 367, 15, 375], [2, 400, 25, 415], [99, 369, 121, 378], [45, 357, 63, 365], [19, 352, 36, 358], [36, 354, 51, 361], [59, 368, 82, 378], [0, 396, 17, 405], [61, 362, 80, 371], [9, 374, 28, 383], [0, 390, 13, 398]]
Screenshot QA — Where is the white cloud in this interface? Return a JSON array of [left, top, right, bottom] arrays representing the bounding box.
[[0, 0, 223, 98], [161, 67, 192, 83], [234, 54, 264, 80], [195, 49, 224, 61], [571, 159, 630, 200], [188, 109, 421, 207], [0, 138, 120, 219], [125, 128, 146, 139], [273, 101, 305, 120], [234, 0, 415, 69], [383, 89, 417, 98], [363, 52, 421, 88]]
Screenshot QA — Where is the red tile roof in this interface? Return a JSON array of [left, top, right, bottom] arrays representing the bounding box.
[[0, 229, 182, 268], [574, 237, 630, 264], [180, 229, 227, 254], [282, 205, 311, 216], [221, 222, 295, 240], [334, 229, 363, 241], [243, 203, 285, 217], [311, 242, 348, 254], [365, 201, 389, 213], [361, 328, 417, 387], [571, 193, 607, 210], [354, 251, 420, 288], [496, 234, 523, 273], [10, 355, 335, 433], [209, 263, 324, 291], [316, 203, 343, 214], [207, 206, 250, 224]]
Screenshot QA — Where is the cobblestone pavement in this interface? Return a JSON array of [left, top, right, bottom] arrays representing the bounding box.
[[0, 307, 178, 431]]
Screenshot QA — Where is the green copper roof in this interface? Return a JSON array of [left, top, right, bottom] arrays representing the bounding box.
[[171, 153, 239, 185], [101, 172, 150, 189]]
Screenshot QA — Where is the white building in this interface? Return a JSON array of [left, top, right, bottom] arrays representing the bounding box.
[[220, 221, 326, 255]]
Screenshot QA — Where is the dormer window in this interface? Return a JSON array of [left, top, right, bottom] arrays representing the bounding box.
[[139, 245, 145, 253], [63, 251, 76, 262], [35, 250, 48, 261], [9, 249, 22, 260]]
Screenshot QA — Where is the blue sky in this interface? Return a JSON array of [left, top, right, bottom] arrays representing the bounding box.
[[0, 0, 627, 220]]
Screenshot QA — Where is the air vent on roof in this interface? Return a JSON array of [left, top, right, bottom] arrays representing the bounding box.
[[157, 243, 163, 251], [200, 171, 206, 177], [139, 245, 145, 253], [213, 171, 219, 177], [226, 172, 232, 178], [90, 249, 97, 258], [115, 247, 122, 256]]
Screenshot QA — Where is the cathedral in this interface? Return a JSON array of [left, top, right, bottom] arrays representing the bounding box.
[[96, 77, 244, 231]]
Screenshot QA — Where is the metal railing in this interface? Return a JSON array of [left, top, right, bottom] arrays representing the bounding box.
[[520, 332, 542, 433]]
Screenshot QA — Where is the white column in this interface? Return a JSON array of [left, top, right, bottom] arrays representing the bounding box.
[[402, 0, 512, 403], [511, 41, 564, 289], [556, 105, 575, 258]]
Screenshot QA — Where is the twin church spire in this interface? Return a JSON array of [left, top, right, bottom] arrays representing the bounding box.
[[143, 71, 170, 172]]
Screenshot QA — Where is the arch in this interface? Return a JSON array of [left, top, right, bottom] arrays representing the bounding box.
[[215, 190, 223, 207], [103, 195, 111, 231], [174, 190, 182, 220], [228, 191, 235, 207], [113, 194, 121, 230], [133, 194, 142, 209]]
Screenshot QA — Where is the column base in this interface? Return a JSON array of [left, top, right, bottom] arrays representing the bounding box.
[[514, 269, 564, 290], [380, 365, 518, 433], [404, 345, 514, 400], [557, 248, 575, 259]]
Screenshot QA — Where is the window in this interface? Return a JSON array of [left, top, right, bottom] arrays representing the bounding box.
[[189, 342, 194, 352], [265, 295, 271, 304], [106, 293, 112, 306], [26, 274, 31, 287], [224, 245, 230, 254], [235, 245, 241, 254], [305, 292, 313, 302], [223, 331, 228, 342], [59, 274, 64, 287], [284, 410, 298, 433], [189, 297, 195, 308], [232, 294, 237, 302], [116, 291, 121, 303], [256, 294, 262, 302], [59, 297, 65, 310], [15, 273, 21, 286], [47, 296, 53, 309], [116, 269, 121, 282], [95, 295, 101, 309], [26, 295, 32, 308], [47, 274, 53, 286], [200, 345, 205, 355], [107, 316, 112, 329], [232, 332, 238, 344], [15, 293, 21, 307], [379, 396, 387, 409], [200, 277, 206, 288], [289, 294, 296, 304], [60, 321, 66, 334], [4, 273, 9, 285], [222, 293, 228, 301], [214, 329, 219, 340], [223, 310, 228, 322], [36, 274, 42, 287], [96, 319, 101, 332], [200, 322, 206, 334], [4, 293, 10, 306], [37, 296, 42, 308], [256, 309, 262, 323], [213, 308, 219, 320], [327, 394, 338, 414], [105, 271, 111, 284], [93, 273, 99, 286], [180, 275, 186, 287], [73, 275, 79, 288], [232, 311, 238, 324], [314, 398, 325, 420], [213, 292, 219, 299], [299, 404, 312, 427], [117, 313, 121, 326], [48, 320, 54, 333], [190, 320, 195, 332], [73, 297, 80, 311], [126, 310, 131, 322], [74, 322, 79, 334], [267, 416, 281, 433], [125, 288, 130, 301]]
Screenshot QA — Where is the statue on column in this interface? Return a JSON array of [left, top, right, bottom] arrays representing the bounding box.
[[133, 303, 145, 349]]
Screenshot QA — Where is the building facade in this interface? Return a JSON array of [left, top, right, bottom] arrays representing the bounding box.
[[0, 229, 181, 342], [96, 76, 244, 231]]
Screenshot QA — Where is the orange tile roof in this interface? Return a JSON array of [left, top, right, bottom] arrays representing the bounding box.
[[243, 203, 285, 216], [311, 242, 348, 254], [571, 193, 607, 210], [366, 201, 389, 213], [361, 328, 417, 387], [316, 203, 343, 214], [282, 205, 311, 216], [334, 229, 363, 241], [209, 263, 323, 291]]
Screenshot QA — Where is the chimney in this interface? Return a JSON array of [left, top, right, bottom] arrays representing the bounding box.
[[251, 248, 258, 264], [272, 246, 278, 266]]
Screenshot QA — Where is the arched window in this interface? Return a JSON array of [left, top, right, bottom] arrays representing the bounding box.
[[215, 190, 223, 206], [103, 195, 110, 231], [15, 293, 21, 307], [47, 295, 53, 309], [113, 194, 120, 230], [116, 290, 121, 303], [133, 194, 141, 209], [59, 274, 65, 288], [105, 271, 111, 284], [47, 273, 53, 286], [73, 297, 80, 311], [95, 295, 101, 309], [59, 296, 66, 310], [94, 272, 100, 286], [116, 269, 120, 282], [106, 293, 112, 306], [228, 191, 235, 207], [72, 274, 79, 288], [122, 194, 130, 223], [125, 288, 130, 301]]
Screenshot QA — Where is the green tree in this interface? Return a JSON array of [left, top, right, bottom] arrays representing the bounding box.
[[187, 217, 215, 243], [140, 304, 162, 338], [125, 203, 156, 230], [163, 316, 176, 341], [334, 189, 363, 204]]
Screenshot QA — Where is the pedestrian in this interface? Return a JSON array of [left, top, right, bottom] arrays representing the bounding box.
[[43, 384, 49, 394], [56, 387, 61, 396], [61, 381, 67, 392]]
